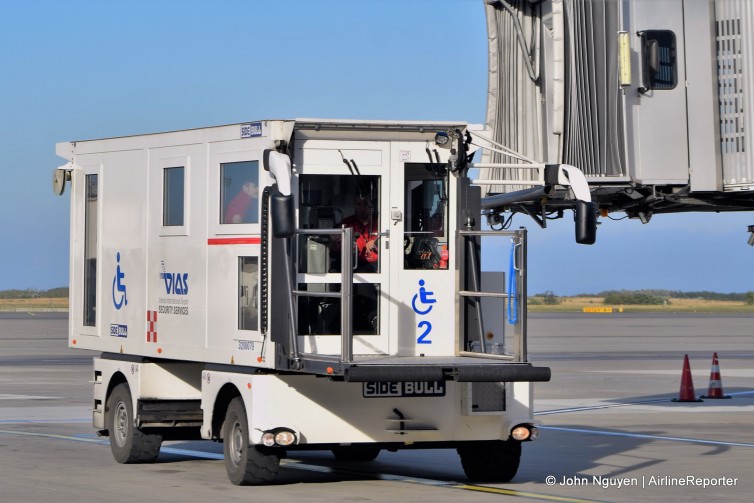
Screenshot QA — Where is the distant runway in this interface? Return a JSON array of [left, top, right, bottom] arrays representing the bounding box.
[[0, 312, 751, 502]]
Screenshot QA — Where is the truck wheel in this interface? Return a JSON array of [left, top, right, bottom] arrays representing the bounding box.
[[106, 383, 162, 463], [457, 439, 521, 482], [223, 397, 280, 485], [331, 446, 380, 462]]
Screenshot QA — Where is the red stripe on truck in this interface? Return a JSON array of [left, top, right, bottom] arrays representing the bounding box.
[[207, 237, 261, 245]]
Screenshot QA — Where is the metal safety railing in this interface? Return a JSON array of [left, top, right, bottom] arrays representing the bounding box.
[[291, 227, 355, 363], [457, 228, 528, 362]]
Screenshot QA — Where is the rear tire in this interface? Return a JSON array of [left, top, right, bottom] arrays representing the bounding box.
[[457, 440, 522, 482], [223, 397, 280, 485], [331, 446, 380, 462], [106, 383, 162, 463]]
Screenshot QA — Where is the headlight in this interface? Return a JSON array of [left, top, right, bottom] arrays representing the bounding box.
[[261, 432, 276, 447], [260, 428, 297, 447], [275, 430, 296, 446], [511, 425, 532, 441]]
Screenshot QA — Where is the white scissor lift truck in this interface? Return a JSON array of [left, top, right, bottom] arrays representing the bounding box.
[[54, 119, 589, 485]]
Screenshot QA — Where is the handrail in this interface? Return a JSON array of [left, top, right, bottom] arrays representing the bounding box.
[[458, 228, 527, 362], [292, 226, 355, 364], [340, 227, 354, 363]]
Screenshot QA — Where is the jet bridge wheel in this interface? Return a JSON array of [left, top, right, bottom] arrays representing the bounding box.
[[106, 383, 162, 463], [223, 397, 281, 485], [457, 439, 522, 482], [331, 446, 381, 462]]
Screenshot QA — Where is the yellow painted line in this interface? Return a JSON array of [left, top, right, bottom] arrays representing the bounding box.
[[454, 484, 604, 503], [0, 428, 605, 502]]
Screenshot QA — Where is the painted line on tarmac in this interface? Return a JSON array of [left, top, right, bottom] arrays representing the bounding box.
[[535, 398, 671, 416], [0, 428, 108, 445], [451, 484, 603, 502], [535, 390, 754, 416], [540, 426, 754, 448], [161, 446, 223, 459], [148, 448, 606, 502], [0, 428, 602, 503], [280, 460, 605, 503], [0, 418, 91, 424]]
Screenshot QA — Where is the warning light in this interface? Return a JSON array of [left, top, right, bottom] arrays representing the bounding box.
[[247, 383, 252, 390], [600, 207, 609, 218], [72, 339, 77, 345], [256, 356, 263, 363], [326, 367, 334, 374], [157, 347, 163, 354]]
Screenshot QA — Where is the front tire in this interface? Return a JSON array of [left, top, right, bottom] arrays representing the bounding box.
[[457, 439, 522, 482], [223, 397, 280, 485], [106, 383, 162, 463]]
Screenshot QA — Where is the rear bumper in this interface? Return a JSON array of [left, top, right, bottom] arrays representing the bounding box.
[[342, 362, 551, 383]]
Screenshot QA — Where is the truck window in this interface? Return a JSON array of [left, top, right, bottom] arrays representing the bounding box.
[[404, 163, 449, 270], [297, 283, 379, 336], [221, 161, 259, 224], [238, 257, 258, 331], [163, 167, 185, 226], [298, 174, 380, 274], [83, 174, 98, 326]]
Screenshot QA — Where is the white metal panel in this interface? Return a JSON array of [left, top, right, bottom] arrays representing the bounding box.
[[716, 0, 754, 190], [86, 149, 149, 356], [145, 144, 208, 361], [625, 0, 690, 184], [685, 0, 724, 192]]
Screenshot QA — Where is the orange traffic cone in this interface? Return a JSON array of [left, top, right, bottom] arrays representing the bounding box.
[[701, 352, 731, 399], [672, 354, 703, 402]]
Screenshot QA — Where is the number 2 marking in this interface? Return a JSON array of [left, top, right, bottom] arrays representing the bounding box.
[[417, 321, 432, 344]]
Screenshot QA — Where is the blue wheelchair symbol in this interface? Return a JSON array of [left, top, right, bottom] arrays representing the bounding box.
[[112, 252, 128, 310], [412, 279, 435, 344], [411, 279, 436, 315]]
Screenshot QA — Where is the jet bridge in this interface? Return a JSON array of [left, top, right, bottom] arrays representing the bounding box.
[[480, 0, 754, 241]]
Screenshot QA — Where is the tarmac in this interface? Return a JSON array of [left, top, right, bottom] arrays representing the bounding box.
[[0, 312, 752, 502]]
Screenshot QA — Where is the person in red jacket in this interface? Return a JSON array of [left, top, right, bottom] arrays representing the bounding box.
[[224, 181, 258, 224], [332, 195, 379, 272]]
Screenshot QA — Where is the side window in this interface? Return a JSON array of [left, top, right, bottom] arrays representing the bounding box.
[[639, 30, 677, 91], [404, 164, 449, 270], [221, 161, 259, 224], [83, 174, 98, 327], [238, 257, 258, 331], [163, 167, 185, 226]]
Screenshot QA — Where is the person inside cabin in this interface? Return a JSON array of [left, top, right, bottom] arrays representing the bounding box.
[[224, 181, 258, 224], [331, 194, 379, 273]]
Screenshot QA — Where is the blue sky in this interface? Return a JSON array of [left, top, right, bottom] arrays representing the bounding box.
[[0, 0, 751, 295]]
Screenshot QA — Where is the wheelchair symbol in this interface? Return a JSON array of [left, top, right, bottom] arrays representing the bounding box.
[[412, 279, 435, 344], [411, 279, 436, 315], [112, 252, 128, 310]]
